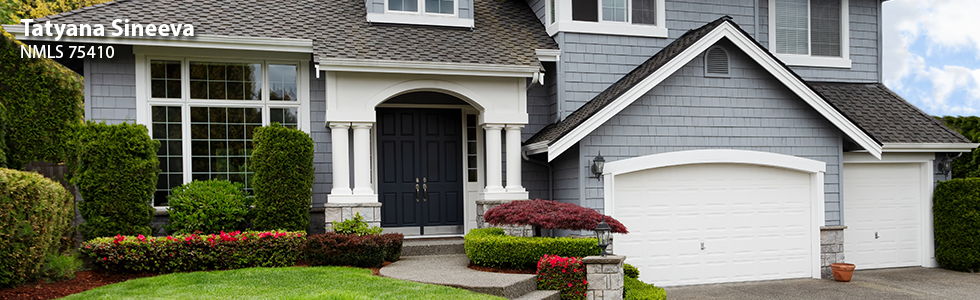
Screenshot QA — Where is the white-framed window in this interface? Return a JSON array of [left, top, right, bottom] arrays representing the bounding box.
[[370, 0, 473, 27], [140, 56, 307, 207], [387, 0, 455, 15], [768, 0, 851, 68], [547, 0, 666, 38]]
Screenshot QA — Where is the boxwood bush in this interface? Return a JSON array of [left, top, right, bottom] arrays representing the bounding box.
[[80, 231, 305, 273], [465, 228, 600, 270], [250, 123, 313, 232], [165, 179, 252, 234], [70, 122, 159, 240], [934, 178, 980, 271], [624, 276, 666, 300], [0, 168, 74, 287], [304, 232, 404, 268]]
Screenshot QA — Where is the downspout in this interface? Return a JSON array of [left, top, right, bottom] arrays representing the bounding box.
[[522, 150, 553, 201]]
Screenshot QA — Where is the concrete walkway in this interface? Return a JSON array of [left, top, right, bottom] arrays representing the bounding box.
[[666, 267, 980, 300], [380, 254, 554, 299]]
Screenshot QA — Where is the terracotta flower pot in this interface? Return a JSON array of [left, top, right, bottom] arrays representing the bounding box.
[[831, 263, 856, 282]]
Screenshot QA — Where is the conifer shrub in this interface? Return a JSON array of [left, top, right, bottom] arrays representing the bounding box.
[[483, 199, 629, 233], [250, 123, 313, 231], [70, 122, 158, 239], [0, 168, 74, 287], [933, 178, 980, 271]]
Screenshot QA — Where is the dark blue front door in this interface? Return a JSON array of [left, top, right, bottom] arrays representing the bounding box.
[[377, 108, 463, 234]]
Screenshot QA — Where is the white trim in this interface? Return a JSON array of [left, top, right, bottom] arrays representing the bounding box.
[[545, 21, 881, 161], [844, 152, 938, 164], [767, 0, 851, 68], [317, 58, 538, 78], [366, 13, 473, 28], [536, 49, 561, 62], [2, 25, 314, 53], [881, 143, 978, 153], [547, 0, 667, 38], [602, 149, 827, 281]]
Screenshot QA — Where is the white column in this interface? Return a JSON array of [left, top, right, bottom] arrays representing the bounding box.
[[329, 122, 351, 196], [483, 124, 505, 193], [352, 122, 374, 195], [505, 125, 525, 193]]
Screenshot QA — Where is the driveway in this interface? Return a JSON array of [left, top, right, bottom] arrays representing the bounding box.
[[665, 268, 980, 300]]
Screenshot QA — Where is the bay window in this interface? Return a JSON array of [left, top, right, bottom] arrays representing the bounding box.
[[549, 0, 665, 38], [769, 0, 850, 68], [145, 58, 303, 206]]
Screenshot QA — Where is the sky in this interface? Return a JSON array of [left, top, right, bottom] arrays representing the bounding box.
[[883, 0, 980, 117]]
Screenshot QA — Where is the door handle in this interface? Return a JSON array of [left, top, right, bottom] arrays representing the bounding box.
[[422, 177, 428, 202], [415, 178, 420, 202], [875, 232, 879, 239]]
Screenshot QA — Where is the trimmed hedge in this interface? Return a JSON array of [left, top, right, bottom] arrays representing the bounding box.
[[465, 228, 601, 270], [251, 123, 314, 231], [0, 168, 74, 287], [537, 254, 587, 300], [624, 263, 639, 279], [0, 29, 84, 169], [934, 178, 980, 271], [165, 179, 252, 234], [304, 232, 404, 268], [80, 231, 306, 273], [624, 277, 666, 300], [70, 122, 159, 239]]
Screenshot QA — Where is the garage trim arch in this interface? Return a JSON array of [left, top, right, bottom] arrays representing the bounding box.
[[601, 149, 827, 282]]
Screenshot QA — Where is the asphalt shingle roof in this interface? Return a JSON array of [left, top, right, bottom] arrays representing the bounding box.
[[39, 0, 557, 66], [810, 82, 970, 144]]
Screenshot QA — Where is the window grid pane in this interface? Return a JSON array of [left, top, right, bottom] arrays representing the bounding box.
[[810, 0, 841, 57], [189, 62, 261, 100], [269, 64, 298, 101], [631, 0, 655, 25], [466, 114, 478, 182], [270, 108, 299, 129], [550, 0, 556, 24], [389, 0, 418, 12], [151, 106, 183, 206], [425, 0, 454, 14], [602, 0, 627, 22], [775, 0, 809, 55], [572, 0, 599, 22], [190, 107, 261, 193], [150, 60, 181, 99]]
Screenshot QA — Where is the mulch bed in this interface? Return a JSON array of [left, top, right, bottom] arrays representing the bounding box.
[[0, 261, 396, 300], [467, 262, 536, 274]]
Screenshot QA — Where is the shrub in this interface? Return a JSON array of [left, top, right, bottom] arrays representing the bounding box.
[[537, 254, 587, 300], [0, 29, 84, 169], [465, 228, 600, 270], [79, 231, 306, 273], [332, 212, 383, 235], [934, 178, 980, 271], [0, 168, 74, 287], [41, 253, 83, 282], [483, 199, 629, 233], [380, 233, 405, 262], [165, 180, 252, 234], [304, 232, 393, 268], [624, 276, 666, 300], [70, 122, 158, 239], [251, 123, 314, 232], [624, 263, 639, 279]]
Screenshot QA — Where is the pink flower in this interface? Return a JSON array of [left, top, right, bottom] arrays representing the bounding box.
[[137, 234, 146, 242]]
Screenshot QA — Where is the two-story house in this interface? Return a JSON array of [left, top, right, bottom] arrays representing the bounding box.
[[5, 0, 975, 286]]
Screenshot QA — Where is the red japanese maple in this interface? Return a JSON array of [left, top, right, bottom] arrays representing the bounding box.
[[483, 199, 628, 233]]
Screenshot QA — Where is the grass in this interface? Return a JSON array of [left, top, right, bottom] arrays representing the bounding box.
[[62, 266, 505, 300]]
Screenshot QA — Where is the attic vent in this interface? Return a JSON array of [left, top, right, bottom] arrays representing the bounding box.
[[705, 46, 730, 77]]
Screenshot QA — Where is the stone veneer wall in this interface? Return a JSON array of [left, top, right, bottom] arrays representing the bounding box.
[[583, 255, 625, 300], [324, 202, 382, 231], [475, 199, 534, 237], [820, 225, 847, 279]]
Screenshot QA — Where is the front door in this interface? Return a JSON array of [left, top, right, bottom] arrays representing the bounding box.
[[377, 108, 464, 235]]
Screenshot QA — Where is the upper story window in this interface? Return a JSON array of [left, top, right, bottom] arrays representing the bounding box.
[[368, 0, 473, 28], [548, 0, 666, 38], [769, 0, 851, 68]]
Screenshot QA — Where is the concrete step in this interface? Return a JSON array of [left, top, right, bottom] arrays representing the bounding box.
[[401, 237, 465, 257], [514, 290, 561, 300]]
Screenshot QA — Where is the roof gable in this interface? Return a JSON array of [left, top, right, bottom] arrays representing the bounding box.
[[525, 17, 882, 161]]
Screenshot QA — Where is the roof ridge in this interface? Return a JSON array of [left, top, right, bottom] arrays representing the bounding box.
[[38, 0, 133, 22]]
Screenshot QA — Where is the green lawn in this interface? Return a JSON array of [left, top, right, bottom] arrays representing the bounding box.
[[63, 266, 504, 300]]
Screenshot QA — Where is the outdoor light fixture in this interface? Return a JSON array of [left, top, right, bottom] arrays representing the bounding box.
[[594, 216, 612, 257], [591, 152, 605, 180]]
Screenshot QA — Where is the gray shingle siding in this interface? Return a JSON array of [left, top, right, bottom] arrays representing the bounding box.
[[309, 62, 332, 207], [84, 45, 136, 124], [578, 41, 846, 225], [527, 0, 547, 25], [551, 144, 581, 204]]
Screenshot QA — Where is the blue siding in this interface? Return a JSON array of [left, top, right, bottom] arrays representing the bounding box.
[[84, 45, 136, 124], [579, 40, 846, 225], [551, 143, 581, 204], [309, 63, 332, 206]]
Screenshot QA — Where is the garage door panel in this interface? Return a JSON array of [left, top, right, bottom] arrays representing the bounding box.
[[615, 163, 813, 286], [843, 163, 923, 270]]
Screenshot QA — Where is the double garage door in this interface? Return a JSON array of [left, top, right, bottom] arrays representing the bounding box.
[[612, 161, 817, 287]]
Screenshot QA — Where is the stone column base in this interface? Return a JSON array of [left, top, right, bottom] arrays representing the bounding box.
[[476, 199, 533, 237], [325, 202, 382, 231], [583, 255, 626, 300], [820, 225, 847, 279]]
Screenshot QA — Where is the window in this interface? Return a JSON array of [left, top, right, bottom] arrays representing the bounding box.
[[770, 0, 850, 68], [550, 0, 665, 37], [571, 0, 655, 25], [372, 0, 471, 27], [146, 58, 302, 206], [387, 0, 453, 15], [466, 114, 478, 182]]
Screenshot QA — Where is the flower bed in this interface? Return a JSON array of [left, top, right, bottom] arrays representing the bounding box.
[[537, 254, 587, 300], [79, 231, 305, 273]]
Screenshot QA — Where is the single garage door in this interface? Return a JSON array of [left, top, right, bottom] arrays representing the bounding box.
[[614, 163, 814, 287], [843, 163, 923, 270]]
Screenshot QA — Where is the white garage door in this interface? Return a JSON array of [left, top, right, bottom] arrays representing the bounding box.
[[843, 163, 923, 270], [613, 163, 814, 287]]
